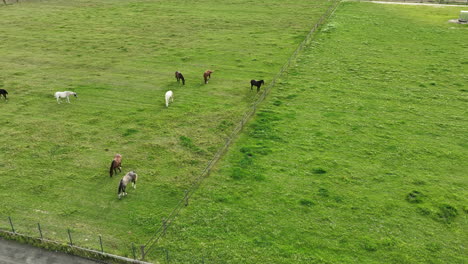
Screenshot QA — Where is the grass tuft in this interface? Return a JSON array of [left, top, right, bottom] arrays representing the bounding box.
[[435, 204, 458, 224], [406, 190, 424, 203]]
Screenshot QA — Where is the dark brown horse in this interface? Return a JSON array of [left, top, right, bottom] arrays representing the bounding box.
[[109, 154, 122, 177], [250, 80, 264, 92], [175, 71, 185, 85], [0, 89, 8, 100], [203, 70, 213, 84]]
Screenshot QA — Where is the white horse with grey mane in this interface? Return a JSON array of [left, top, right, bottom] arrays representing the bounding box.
[[165, 90, 174, 107], [118, 171, 138, 199], [54, 91, 77, 104]]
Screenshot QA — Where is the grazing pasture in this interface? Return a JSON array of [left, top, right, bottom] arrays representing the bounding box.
[[157, 2, 468, 263], [0, 0, 334, 259]]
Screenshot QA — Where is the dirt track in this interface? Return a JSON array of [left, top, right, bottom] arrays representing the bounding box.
[[370, 1, 467, 7]]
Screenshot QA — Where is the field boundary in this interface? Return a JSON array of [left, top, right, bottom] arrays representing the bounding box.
[[368, 0, 468, 6], [0, 230, 151, 264], [141, 0, 342, 260]]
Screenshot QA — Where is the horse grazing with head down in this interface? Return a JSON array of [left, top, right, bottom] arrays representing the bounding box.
[[118, 171, 138, 199], [250, 80, 264, 92], [54, 91, 77, 104], [165, 90, 174, 107], [109, 154, 122, 177], [0, 89, 8, 100], [203, 70, 213, 84], [175, 71, 185, 85]]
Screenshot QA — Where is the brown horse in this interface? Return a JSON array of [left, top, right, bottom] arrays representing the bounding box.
[[250, 80, 264, 92], [109, 154, 122, 177], [175, 71, 185, 85], [203, 70, 213, 84]]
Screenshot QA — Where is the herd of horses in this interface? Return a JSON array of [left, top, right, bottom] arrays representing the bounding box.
[[113, 71, 263, 197], [2, 70, 265, 199], [164, 70, 265, 108], [1, 70, 265, 109]]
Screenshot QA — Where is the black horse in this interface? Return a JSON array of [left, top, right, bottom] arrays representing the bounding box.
[[0, 89, 8, 100], [175, 71, 185, 85], [250, 80, 264, 92]]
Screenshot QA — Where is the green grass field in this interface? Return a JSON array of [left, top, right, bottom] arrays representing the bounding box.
[[0, 0, 335, 260], [156, 2, 468, 263]]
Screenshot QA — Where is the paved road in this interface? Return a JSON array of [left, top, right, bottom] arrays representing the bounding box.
[[370, 1, 466, 7], [0, 237, 103, 264]]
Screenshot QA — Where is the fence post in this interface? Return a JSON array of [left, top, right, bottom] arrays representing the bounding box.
[[8, 217, 15, 233], [140, 245, 146, 260], [131, 242, 136, 260], [99, 235, 103, 253], [184, 190, 189, 206], [37, 223, 43, 240], [67, 229, 73, 246]]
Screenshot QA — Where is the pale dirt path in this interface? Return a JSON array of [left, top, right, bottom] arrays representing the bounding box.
[[370, 1, 467, 7]]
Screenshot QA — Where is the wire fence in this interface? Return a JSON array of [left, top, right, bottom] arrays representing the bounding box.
[[1, 0, 41, 5], [141, 0, 342, 260], [0, 216, 151, 264]]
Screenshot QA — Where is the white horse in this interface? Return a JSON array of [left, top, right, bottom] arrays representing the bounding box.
[[165, 90, 174, 107], [118, 171, 138, 199], [54, 91, 77, 104]]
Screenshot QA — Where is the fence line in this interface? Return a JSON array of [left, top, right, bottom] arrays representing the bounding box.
[[0, 228, 151, 264], [2, 0, 31, 5], [142, 0, 342, 259]]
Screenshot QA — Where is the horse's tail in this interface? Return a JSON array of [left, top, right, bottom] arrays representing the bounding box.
[[118, 179, 124, 194], [109, 160, 115, 177]]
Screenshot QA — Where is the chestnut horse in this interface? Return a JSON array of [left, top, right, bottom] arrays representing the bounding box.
[[175, 71, 185, 85], [109, 154, 122, 177], [203, 70, 213, 84], [250, 80, 264, 92]]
